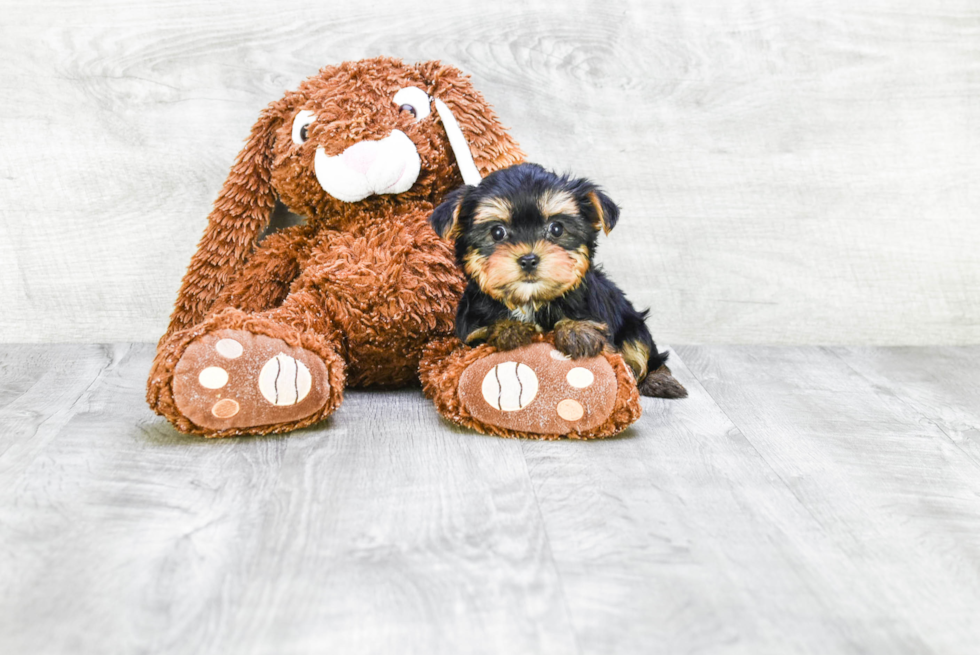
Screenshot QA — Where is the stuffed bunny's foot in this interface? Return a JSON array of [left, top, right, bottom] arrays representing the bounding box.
[[172, 329, 335, 432], [458, 342, 619, 436]]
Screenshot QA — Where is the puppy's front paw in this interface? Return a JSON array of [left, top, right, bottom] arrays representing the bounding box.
[[553, 320, 609, 359], [485, 320, 538, 351]]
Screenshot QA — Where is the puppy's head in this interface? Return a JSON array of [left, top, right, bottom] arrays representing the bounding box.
[[430, 163, 620, 307]]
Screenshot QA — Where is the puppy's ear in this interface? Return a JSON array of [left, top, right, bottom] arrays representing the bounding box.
[[586, 189, 620, 235], [165, 93, 297, 339], [429, 185, 471, 240]]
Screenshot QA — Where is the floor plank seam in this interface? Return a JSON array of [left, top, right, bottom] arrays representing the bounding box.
[[517, 441, 586, 655], [0, 346, 115, 473], [824, 346, 980, 473], [675, 347, 963, 653], [674, 348, 843, 537]]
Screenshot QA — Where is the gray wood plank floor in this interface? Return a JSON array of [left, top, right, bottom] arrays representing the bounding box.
[[1, 344, 978, 654]]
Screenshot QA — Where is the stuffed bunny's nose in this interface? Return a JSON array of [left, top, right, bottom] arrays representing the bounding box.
[[342, 140, 382, 175]]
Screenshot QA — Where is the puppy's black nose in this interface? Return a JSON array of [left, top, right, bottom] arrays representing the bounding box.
[[518, 253, 540, 272]]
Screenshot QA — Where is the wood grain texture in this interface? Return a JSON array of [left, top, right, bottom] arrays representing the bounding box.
[[522, 348, 934, 654], [676, 344, 980, 655], [828, 345, 980, 476], [1, 0, 978, 344], [3, 343, 980, 653], [0, 344, 578, 654]]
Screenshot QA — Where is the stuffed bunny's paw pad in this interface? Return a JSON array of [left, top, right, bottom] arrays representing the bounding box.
[[457, 342, 617, 436], [172, 330, 331, 431]]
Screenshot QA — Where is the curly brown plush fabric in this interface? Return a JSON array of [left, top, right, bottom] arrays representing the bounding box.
[[146, 57, 643, 439], [419, 334, 642, 440], [147, 307, 347, 436]]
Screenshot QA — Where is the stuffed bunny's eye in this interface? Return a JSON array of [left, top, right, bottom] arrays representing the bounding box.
[[392, 87, 431, 121], [292, 110, 316, 145]]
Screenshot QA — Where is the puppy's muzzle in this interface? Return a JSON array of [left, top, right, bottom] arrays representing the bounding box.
[[314, 130, 421, 203], [517, 253, 540, 272]]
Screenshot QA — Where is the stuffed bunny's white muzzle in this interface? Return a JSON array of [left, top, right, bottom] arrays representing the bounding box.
[[312, 89, 482, 203], [314, 131, 421, 203]]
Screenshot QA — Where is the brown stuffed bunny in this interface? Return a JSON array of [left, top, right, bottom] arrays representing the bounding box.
[[147, 57, 643, 439]]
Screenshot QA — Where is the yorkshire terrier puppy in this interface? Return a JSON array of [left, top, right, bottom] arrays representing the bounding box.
[[429, 162, 687, 398]]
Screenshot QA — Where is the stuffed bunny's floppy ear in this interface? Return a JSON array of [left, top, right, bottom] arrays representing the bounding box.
[[421, 63, 525, 178], [434, 99, 482, 186], [164, 99, 289, 339]]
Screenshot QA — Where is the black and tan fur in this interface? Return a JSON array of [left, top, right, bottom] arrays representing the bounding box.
[[429, 163, 687, 399]]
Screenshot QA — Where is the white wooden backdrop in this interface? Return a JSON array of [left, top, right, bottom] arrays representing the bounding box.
[[1, 0, 977, 345]]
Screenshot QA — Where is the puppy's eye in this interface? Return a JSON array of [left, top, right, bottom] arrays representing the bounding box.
[[548, 221, 564, 237], [393, 86, 432, 122], [291, 110, 316, 145], [490, 225, 507, 242]]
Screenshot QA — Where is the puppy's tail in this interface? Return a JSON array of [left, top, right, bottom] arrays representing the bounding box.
[[638, 350, 688, 399]]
